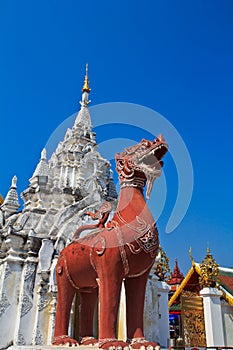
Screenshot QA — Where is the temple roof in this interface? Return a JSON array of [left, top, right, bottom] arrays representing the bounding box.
[[167, 259, 184, 285], [169, 262, 233, 307], [218, 267, 233, 303]]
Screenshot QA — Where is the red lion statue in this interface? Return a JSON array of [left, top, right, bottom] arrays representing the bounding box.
[[52, 135, 168, 349]]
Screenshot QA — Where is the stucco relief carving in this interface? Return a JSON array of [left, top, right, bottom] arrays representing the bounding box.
[[0, 291, 10, 317], [24, 263, 37, 281], [17, 332, 26, 345], [38, 293, 51, 312], [20, 293, 33, 317], [4, 263, 12, 280], [33, 326, 44, 345]]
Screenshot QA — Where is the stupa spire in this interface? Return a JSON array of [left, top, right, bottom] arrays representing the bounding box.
[[82, 63, 91, 93], [80, 63, 91, 108], [75, 64, 92, 126]]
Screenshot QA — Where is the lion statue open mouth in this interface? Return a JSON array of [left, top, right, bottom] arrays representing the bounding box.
[[116, 134, 168, 198]]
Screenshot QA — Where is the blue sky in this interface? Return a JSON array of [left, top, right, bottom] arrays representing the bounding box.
[[0, 0, 232, 273]]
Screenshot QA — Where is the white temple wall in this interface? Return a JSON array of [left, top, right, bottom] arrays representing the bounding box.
[[117, 276, 169, 346], [221, 301, 233, 346], [14, 258, 39, 345], [117, 283, 127, 341], [200, 287, 224, 347], [144, 275, 160, 343], [157, 280, 170, 348]]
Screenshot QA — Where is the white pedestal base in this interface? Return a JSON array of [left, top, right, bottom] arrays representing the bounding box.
[[200, 287, 224, 346]]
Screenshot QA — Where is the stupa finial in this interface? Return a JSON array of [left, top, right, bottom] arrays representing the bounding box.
[[82, 63, 91, 93]]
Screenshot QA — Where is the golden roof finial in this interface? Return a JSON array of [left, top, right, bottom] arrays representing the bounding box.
[[189, 246, 195, 266], [199, 246, 219, 288], [82, 63, 91, 93], [153, 245, 171, 281]]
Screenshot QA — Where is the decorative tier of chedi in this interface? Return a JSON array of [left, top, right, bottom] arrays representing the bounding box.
[[52, 135, 168, 349]]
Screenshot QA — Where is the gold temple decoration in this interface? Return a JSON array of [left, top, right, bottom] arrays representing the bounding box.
[[199, 247, 219, 288], [154, 245, 171, 281], [188, 246, 195, 266], [182, 290, 199, 298], [0, 194, 4, 205], [181, 291, 206, 346], [82, 63, 91, 93]]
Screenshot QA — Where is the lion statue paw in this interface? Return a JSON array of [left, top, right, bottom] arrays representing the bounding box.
[[52, 335, 78, 346], [80, 336, 99, 346], [98, 338, 130, 350], [128, 338, 160, 350]]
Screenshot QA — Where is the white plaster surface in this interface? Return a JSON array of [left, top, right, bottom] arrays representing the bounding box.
[[221, 301, 233, 346], [200, 287, 224, 346], [157, 280, 170, 348], [144, 276, 159, 343]]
